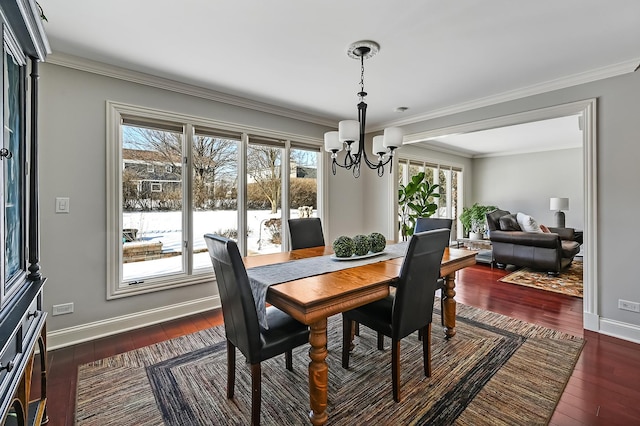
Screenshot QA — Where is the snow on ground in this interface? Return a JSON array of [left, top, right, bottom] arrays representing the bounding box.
[[122, 209, 312, 281]]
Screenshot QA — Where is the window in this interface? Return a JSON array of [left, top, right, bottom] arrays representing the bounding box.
[[191, 127, 239, 270], [107, 102, 324, 297], [397, 158, 463, 240], [289, 145, 319, 222]]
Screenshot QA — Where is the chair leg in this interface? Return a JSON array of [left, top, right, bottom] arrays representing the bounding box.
[[285, 350, 293, 371], [392, 338, 401, 403], [440, 281, 445, 327], [342, 317, 354, 368], [355, 322, 360, 336], [227, 340, 236, 399], [251, 363, 261, 426], [422, 323, 432, 377], [377, 332, 384, 350]]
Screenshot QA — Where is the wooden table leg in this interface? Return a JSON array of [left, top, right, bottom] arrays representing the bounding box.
[[442, 272, 457, 338], [308, 318, 328, 425]]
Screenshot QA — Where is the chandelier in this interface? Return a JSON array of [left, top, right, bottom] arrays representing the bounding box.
[[324, 40, 403, 178]]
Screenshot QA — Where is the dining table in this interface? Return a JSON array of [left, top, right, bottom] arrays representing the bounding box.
[[243, 243, 478, 426]]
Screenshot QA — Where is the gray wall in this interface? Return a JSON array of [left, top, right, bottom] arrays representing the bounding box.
[[473, 148, 583, 230], [365, 70, 640, 337], [39, 59, 640, 343], [39, 62, 354, 332]]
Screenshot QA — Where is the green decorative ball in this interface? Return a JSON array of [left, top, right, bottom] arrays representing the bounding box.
[[333, 236, 355, 258], [352, 234, 371, 256], [369, 232, 386, 253]]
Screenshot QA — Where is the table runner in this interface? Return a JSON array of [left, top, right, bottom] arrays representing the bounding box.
[[247, 242, 408, 328]]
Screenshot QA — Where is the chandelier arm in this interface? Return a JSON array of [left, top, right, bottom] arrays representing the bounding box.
[[326, 40, 401, 178]]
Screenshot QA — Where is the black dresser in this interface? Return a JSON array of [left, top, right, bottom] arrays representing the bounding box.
[[0, 1, 49, 424]]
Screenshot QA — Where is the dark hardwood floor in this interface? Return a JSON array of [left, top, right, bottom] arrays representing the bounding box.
[[41, 263, 640, 425]]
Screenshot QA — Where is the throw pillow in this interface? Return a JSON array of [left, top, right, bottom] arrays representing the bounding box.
[[499, 214, 521, 231], [516, 212, 543, 233], [540, 224, 551, 233]]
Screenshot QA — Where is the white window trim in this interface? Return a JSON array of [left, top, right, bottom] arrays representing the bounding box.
[[150, 182, 162, 192], [106, 100, 326, 299]]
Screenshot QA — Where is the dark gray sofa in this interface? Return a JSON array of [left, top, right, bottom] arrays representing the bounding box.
[[486, 209, 581, 275]]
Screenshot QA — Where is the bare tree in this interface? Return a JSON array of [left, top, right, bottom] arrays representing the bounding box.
[[247, 145, 281, 214], [192, 135, 237, 208], [123, 126, 238, 209]]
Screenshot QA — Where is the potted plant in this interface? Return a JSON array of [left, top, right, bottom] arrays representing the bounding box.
[[459, 203, 497, 239], [398, 172, 440, 240]]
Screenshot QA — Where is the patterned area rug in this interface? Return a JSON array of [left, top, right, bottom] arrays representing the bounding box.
[[499, 261, 583, 298], [75, 303, 584, 426]]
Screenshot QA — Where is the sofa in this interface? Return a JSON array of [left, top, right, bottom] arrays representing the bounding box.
[[486, 209, 581, 275]]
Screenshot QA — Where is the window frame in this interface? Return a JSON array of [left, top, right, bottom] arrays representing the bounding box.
[[396, 156, 464, 240], [106, 101, 325, 299]]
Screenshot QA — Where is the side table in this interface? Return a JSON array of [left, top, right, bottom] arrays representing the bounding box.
[[456, 238, 493, 265]]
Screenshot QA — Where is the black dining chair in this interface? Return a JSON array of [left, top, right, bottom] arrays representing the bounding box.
[[204, 234, 309, 426], [288, 217, 325, 250], [341, 229, 450, 403], [414, 217, 453, 237], [414, 217, 453, 326]]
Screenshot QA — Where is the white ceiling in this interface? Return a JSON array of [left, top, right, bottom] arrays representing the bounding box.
[[418, 114, 584, 157], [40, 1, 640, 154]]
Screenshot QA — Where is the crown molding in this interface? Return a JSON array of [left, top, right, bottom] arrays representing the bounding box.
[[46, 52, 638, 136], [374, 58, 640, 131], [46, 52, 337, 128]]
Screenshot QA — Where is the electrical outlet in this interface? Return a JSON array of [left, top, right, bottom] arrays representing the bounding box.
[[618, 299, 640, 313], [52, 302, 74, 316]]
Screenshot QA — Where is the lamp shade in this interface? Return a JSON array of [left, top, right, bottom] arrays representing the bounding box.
[[550, 197, 569, 211], [383, 127, 403, 149], [324, 131, 342, 152], [372, 135, 385, 156], [338, 120, 359, 143]]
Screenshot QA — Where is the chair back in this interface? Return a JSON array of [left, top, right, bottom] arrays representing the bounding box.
[[204, 234, 262, 363], [288, 217, 325, 250], [414, 217, 453, 239], [392, 229, 450, 339]]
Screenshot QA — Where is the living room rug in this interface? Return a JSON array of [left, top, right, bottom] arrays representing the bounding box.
[[499, 261, 583, 298], [75, 302, 584, 426]]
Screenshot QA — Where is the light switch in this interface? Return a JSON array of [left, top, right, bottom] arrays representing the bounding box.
[[56, 197, 70, 213]]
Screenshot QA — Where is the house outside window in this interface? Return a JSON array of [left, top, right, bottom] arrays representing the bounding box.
[[107, 102, 323, 298]]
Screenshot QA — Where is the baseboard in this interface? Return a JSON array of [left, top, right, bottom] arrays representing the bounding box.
[[583, 311, 599, 332], [47, 295, 221, 350], [598, 318, 640, 345]]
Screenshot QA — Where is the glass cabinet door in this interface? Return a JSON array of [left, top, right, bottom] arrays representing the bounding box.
[[1, 30, 27, 301]]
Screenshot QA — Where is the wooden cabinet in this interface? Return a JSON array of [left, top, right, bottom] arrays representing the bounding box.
[[0, 1, 49, 424]]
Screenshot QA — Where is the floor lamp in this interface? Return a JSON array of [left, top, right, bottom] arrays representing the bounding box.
[[550, 197, 569, 228]]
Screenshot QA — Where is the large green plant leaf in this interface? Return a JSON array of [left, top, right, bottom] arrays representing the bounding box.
[[398, 172, 440, 239]]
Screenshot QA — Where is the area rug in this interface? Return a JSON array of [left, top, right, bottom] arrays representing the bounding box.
[[75, 302, 584, 426], [499, 261, 583, 298]]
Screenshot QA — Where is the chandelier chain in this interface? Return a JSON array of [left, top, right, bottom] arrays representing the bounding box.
[[359, 56, 365, 99]]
